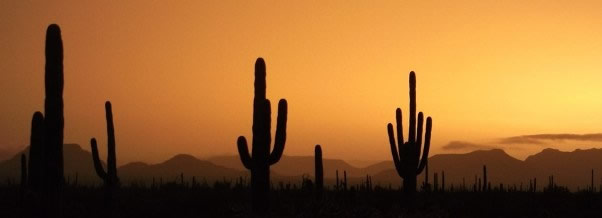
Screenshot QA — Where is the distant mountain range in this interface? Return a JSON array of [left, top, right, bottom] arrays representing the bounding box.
[[2, 144, 602, 190]]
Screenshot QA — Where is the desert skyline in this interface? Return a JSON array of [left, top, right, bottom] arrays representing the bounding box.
[[2, 1, 602, 164]]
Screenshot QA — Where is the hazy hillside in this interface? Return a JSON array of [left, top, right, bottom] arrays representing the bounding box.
[[0, 144, 103, 185], [208, 155, 363, 179], [119, 154, 248, 184], [3, 146, 602, 190]]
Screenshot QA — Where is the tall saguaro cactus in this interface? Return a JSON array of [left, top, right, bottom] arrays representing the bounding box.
[[91, 101, 119, 187], [44, 24, 65, 190], [237, 58, 288, 213], [315, 145, 323, 194], [387, 71, 433, 194]]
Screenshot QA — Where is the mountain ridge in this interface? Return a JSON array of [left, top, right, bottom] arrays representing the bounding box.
[[2, 145, 602, 190]]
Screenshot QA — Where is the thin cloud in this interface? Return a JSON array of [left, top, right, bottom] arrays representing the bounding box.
[[498, 136, 547, 145], [499, 133, 602, 145], [442, 141, 497, 150]]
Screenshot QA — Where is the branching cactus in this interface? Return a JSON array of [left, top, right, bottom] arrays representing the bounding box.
[[91, 101, 119, 188], [315, 145, 323, 194], [237, 58, 288, 213], [44, 24, 65, 190], [387, 71, 433, 194]]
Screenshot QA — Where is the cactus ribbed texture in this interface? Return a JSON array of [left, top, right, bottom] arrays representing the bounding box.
[[44, 24, 65, 190], [237, 58, 288, 213], [91, 101, 119, 187], [387, 71, 433, 194], [28, 112, 45, 191], [314, 145, 323, 193]]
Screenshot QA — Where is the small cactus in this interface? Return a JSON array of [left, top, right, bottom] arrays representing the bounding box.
[[28, 112, 45, 192], [314, 145, 323, 194], [343, 170, 348, 191], [336, 170, 339, 190], [91, 101, 119, 188], [236, 58, 288, 213], [386, 71, 433, 194]]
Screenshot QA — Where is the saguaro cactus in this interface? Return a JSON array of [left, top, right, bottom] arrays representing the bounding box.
[[237, 58, 288, 213], [315, 145, 323, 193], [91, 101, 119, 187], [28, 112, 45, 191], [387, 71, 433, 194], [44, 24, 65, 190]]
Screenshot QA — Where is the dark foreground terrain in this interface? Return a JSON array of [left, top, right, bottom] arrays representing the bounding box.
[[2, 183, 602, 218]]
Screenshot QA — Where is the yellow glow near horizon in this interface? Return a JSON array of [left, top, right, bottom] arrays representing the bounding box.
[[1, 0, 602, 164]]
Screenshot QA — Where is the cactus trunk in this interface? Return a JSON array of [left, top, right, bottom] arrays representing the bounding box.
[[44, 24, 65, 191], [237, 58, 288, 214]]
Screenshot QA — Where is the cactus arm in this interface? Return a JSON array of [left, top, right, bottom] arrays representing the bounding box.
[[415, 112, 424, 161], [237, 136, 253, 170], [268, 99, 287, 165], [408, 71, 416, 143], [28, 111, 45, 189], [416, 117, 432, 174], [395, 108, 404, 148], [387, 123, 404, 178], [90, 138, 108, 180]]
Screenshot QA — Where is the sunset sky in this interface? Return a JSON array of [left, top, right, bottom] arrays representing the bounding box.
[[1, 0, 602, 164]]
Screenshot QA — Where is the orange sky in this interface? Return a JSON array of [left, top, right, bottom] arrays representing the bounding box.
[[1, 0, 602, 164]]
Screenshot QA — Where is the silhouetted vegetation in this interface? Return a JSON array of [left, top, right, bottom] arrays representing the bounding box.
[[236, 58, 288, 214], [91, 101, 120, 205], [5, 23, 602, 217], [315, 144, 323, 198], [387, 71, 433, 194]]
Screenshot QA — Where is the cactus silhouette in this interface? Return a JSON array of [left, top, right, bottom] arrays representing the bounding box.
[[44, 24, 65, 190], [91, 101, 119, 188], [386, 71, 433, 194], [237, 58, 288, 213], [28, 112, 45, 191], [314, 145, 323, 194]]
